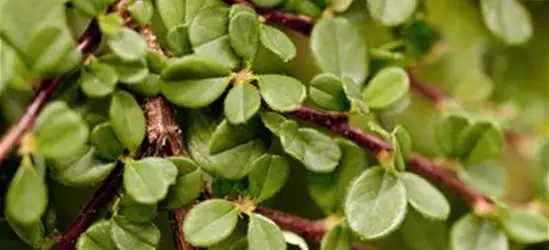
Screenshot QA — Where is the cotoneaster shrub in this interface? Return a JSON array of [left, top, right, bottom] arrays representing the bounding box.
[[0, 0, 548, 250]]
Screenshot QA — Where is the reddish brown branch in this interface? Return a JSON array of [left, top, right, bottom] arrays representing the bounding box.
[[59, 166, 123, 249], [0, 18, 103, 164], [288, 106, 491, 207], [407, 71, 448, 104], [224, 0, 314, 35]]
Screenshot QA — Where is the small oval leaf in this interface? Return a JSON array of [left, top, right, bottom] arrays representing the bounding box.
[[258, 74, 306, 112], [401, 172, 450, 220], [224, 83, 261, 124], [450, 214, 508, 250], [259, 25, 296, 62], [229, 12, 260, 62], [247, 213, 287, 250], [366, 0, 419, 26], [109, 91, 146, 153], [183, 199, 239, 247], [110, 215, 160, 250], [362, 67, 409, 109], [309, 73, 350, 111], [76, 220, 116, 250], [248, 154, 290, 203]]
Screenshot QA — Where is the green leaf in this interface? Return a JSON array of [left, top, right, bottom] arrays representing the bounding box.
[[25, 25, 80, 74], [259, 25, 296, 62], [129, 0, 154, 25], [72, 0, 114, 17], [248, 154, 290, 203], [342, 77, 369, 114], [33, 101, 89, 159], [224, 83, 261, 124], [280, 121, 342, 173], [344, 166, 407, 240], [6, 155, 47, 225], [308, 139, 367, 213], [183, 199, 239, 247], [79, 60, 118, 98], [50, 147, 116, 186], [480, 0, 533, 45], [145, 49, 167, 74], [161, 77, 231, 108], [98, 13, 123, 36], [189, 6, 229, 47], [100, 55, 149, 84], [127, 74, 161, 97], [110, 215, 160, 250], [320, 225, 352, 250], [436, 112, 471, 158], [194, 35, 241, 70], [229, 4, 257, 19], [250, 0, 284, 8], [109, 91, 146, 153], [453, 72, 494, 103], [108, 27, 148, 62], [76, 220, 116, 250], [123, 157, 177, 204], [532, 140, 549, 201], [156, 0, 185, 31], [457, 121, 503, 165], [260, 111, 287, 136], [209, 118, 264, 155], [450, 214, 508, 250], [185, 0, 222, 25], [400, 172, 450, 220], [327, 0, 354, 12], [311, 17, 368, 84], [391, 125, 411, 171], [501, 208, 549, 244], [186, 110, 266, 180], [5, 216, 44, 247], [283, 231, 309, 250], [119, 195, 157, 223], [168, 156, 200, 175], [229, 12, 260, 62], [457, 164, 507, 199], [247, 213, 287, 250], [160, 55, 232, 81], [0, 39, 30, 95], [90, 122, 124, 160], [362, 67, 409, 109], [309, 73, 350, 112], [366, 0, 419, 26], [399, 209, 448, 250], [166, 169, 203, 209], [167, 24, 191, 56], [257, 74, 306, 112]]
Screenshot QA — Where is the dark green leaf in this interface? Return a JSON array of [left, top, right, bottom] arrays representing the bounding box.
[[108, 28, 147, 62], [167, 24, 191, 56], [183, 199, 239, 247], [127, 74, 161, 97], [320, 225, 351, 250], [166, 169, 203, 209], [129, 0, 154, 25], [280, 121, 342, 173], [344, 166, 407, 239], [450, 214, 508, 250], [194, 35, 241, 70], [480, 0, 532, 45], [247, 213, 287, 250], [167, 156, 199, 175], [209, 118, 264, 155], [259, 25, 296, 62], [308, 139, 367, 213], [100, 55, 149, 84], [50, 147, 116, 186], [501, 208, 549, 244], [160, 56, 232, 81], [156, 0, 185, 30], [309, 73, 350, 111], [229, 12, 260, 62], [109, 91, 146, 153], [250, 0, 284, 8], [145, 49, 167, 74], [5, 216, 44, 247], [110, 215, 160, 250], [435, 112, 471, 158], [119, 195, 157, 223], [311, 17, 368, 84], [248, 154, 290, 203], [258, 74, 306, 112], [76, 220, 116, 250], [161, 76, 231, 108], [362, 67, 409, 109], [224, 83, 261, 124], [189, 6, 230, 47], [33, 101, 89, 159], [457, 121, 503, 165], [457, 164, 507, 199], [80, 60, 118, 98], [90, 122, 124, 160], [6, 155, 47, 225], [401, 172, 450, 220], [366, 0, 419, 26], [123, 157, 177, 204]]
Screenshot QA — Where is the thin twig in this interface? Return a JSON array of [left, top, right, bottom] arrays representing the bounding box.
[[0, 18, 103, 164], [223, 0, 314, 35], [407, 70, 448, 105], [287, 106, 491, 208]]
